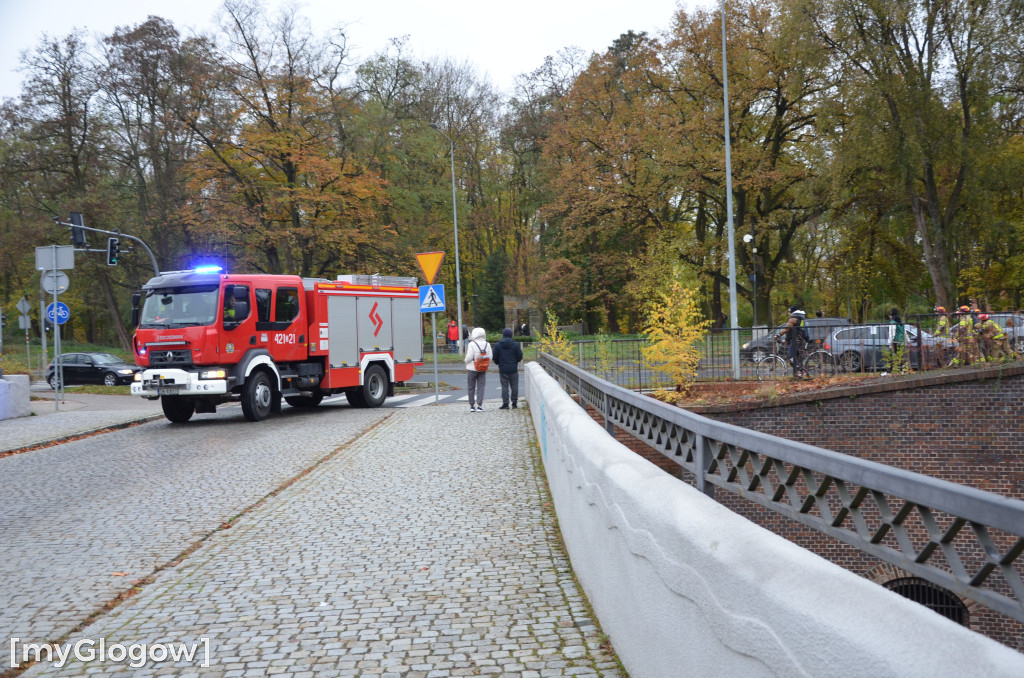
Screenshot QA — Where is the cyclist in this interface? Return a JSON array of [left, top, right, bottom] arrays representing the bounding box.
[[779, 304, 809, 378]]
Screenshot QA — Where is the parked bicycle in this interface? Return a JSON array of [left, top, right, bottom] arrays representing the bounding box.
[[756, 337, 837, 381]]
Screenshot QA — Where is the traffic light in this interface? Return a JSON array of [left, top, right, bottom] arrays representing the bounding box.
[[69, 211, 87, 248], [107, 237, 120, 266]]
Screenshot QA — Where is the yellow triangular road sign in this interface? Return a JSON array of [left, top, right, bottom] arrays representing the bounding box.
[[415, 251, 445, 285]]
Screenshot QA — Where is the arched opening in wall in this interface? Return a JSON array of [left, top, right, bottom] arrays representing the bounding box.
[[883, 577, 969, 626]]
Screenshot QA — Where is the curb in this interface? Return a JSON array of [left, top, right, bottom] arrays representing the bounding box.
[[0, 413, 165, 457]]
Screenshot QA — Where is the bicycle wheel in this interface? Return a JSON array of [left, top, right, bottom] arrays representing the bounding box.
[[804, 350, 836, 377], [756, 355, 789, 381]]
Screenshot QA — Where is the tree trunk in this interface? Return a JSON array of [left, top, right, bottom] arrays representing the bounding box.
[[98, 272, 132, 352]]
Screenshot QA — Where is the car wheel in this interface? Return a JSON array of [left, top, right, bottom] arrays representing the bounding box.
[[1015, 337, 1024, 355], [48, 374, 60, 390], [161, 396, 195, 423], [103, 372, 118, 387], [241, 371, 274, 422], [840, 351, 862, 373], [750, 348, 768, 364]]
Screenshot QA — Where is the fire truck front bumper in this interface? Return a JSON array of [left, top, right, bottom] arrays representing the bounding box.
[[131, 368, 234, 398]]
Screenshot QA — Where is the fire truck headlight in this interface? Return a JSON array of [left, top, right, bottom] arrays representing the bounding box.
[[134, 373, 142, 382], [200, 369, 227, 380]]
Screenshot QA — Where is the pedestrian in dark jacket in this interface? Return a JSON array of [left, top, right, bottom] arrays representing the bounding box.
[[493, 328, 524, 409]]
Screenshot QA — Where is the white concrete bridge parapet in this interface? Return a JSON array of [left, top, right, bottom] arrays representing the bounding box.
[[525, 362, 1024, 678]]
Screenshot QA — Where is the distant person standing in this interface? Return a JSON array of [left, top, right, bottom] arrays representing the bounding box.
[[494, 328, 524, 409], [465, 327, 491, 412], [888, 308, 905, 353], [446, 319, 459, 353]]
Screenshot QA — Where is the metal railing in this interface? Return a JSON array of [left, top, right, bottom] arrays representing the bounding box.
[[566, 320, 1020, 386], [537, 352, 1024, 625]]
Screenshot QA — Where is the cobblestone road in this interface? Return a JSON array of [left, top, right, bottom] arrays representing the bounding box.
[[2, 403, 391, 669], [6, 403, 621, 677]]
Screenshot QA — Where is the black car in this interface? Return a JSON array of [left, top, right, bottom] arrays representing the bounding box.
[[740, 317, 851, 363], [45, 352, 141, 389]]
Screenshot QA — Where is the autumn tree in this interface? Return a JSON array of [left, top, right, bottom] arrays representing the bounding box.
[[176, 0, 390, 277], [802, 0, 1019, 310]]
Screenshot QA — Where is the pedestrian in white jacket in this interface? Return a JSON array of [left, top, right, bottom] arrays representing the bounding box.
[[464, 327, 491, 411]]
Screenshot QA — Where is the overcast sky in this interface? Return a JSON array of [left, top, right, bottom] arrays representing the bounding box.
[[0, 0, 712, 102]]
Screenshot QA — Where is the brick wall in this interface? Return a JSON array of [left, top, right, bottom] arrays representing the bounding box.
[[583, 363, 1024, 652]]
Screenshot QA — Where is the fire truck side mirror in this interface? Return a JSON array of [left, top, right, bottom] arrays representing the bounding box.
[[131, 308, 140, 328], [233, 300, 249, 319]]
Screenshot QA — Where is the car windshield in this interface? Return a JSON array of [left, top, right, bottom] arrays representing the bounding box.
[[91, 353, 123, 365], [139, 285, 220, 328]]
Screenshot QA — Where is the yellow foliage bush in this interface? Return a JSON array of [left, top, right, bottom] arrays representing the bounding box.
[[537, 310, 575, 364], [641, 281, 710, 394]]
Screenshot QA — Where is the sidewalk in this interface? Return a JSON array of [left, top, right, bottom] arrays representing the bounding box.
[[11, 401, 621, 677], [1, 388, 163, 454]]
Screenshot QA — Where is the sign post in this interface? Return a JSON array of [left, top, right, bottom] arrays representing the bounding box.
[[16, 296, 31, 373], [36, 245, 74, 409], [416, 252, 446, 404]]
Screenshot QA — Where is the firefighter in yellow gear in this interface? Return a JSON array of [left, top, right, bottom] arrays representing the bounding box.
[[934, 306, 950, 337], [951, 306, 979, 366], [931, 306, 953, 365], [978, 314, 1010, 362]]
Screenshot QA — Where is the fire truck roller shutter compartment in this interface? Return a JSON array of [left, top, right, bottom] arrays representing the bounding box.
[[358, 296, 393, 352], [328, 296, 358, 368], [393, 297, 423, 362]]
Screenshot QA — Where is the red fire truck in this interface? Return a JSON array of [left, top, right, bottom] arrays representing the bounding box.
[[129, 267, 423, 423]]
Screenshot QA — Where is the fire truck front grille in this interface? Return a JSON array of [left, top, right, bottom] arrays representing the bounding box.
[[148, 350, 194, 368]]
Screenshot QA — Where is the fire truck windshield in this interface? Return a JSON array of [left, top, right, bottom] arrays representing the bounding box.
[[139, 285, 220, 328]]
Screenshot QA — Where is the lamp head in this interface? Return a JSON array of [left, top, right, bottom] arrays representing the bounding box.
[[742, 233, 753, 244]]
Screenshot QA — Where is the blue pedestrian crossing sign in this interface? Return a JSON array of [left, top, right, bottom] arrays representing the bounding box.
[[419, 284, 445, 313]]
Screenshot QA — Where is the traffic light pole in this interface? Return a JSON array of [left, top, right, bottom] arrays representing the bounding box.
[[54, 218, 160, 275]]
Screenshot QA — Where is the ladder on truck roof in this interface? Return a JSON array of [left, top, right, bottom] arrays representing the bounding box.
[[335, 274, 418, 288]]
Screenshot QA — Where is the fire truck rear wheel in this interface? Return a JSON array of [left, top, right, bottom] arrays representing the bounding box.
[[361, 365, 388, 408], [161, 396, 195, 423], [241, 370, 274, 422], [345, 388, 367, 408]]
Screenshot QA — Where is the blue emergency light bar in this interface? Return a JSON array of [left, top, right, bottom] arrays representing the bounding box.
[[193, 265, 223, 274]]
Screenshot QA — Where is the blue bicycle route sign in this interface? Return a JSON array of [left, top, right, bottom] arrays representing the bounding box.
[[46, 301, 70, 325]]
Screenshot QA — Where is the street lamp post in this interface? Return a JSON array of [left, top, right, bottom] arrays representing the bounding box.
[[721, 0, 740, 378], [430, 123, 465, 355], [743, 231, 758, 327]]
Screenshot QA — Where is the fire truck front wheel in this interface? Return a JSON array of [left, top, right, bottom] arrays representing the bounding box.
[[161, 396, 195, 423], [241, 370, 275, 422]]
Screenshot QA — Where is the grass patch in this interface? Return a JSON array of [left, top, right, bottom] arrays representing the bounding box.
[[2, 340, 133, 377]]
